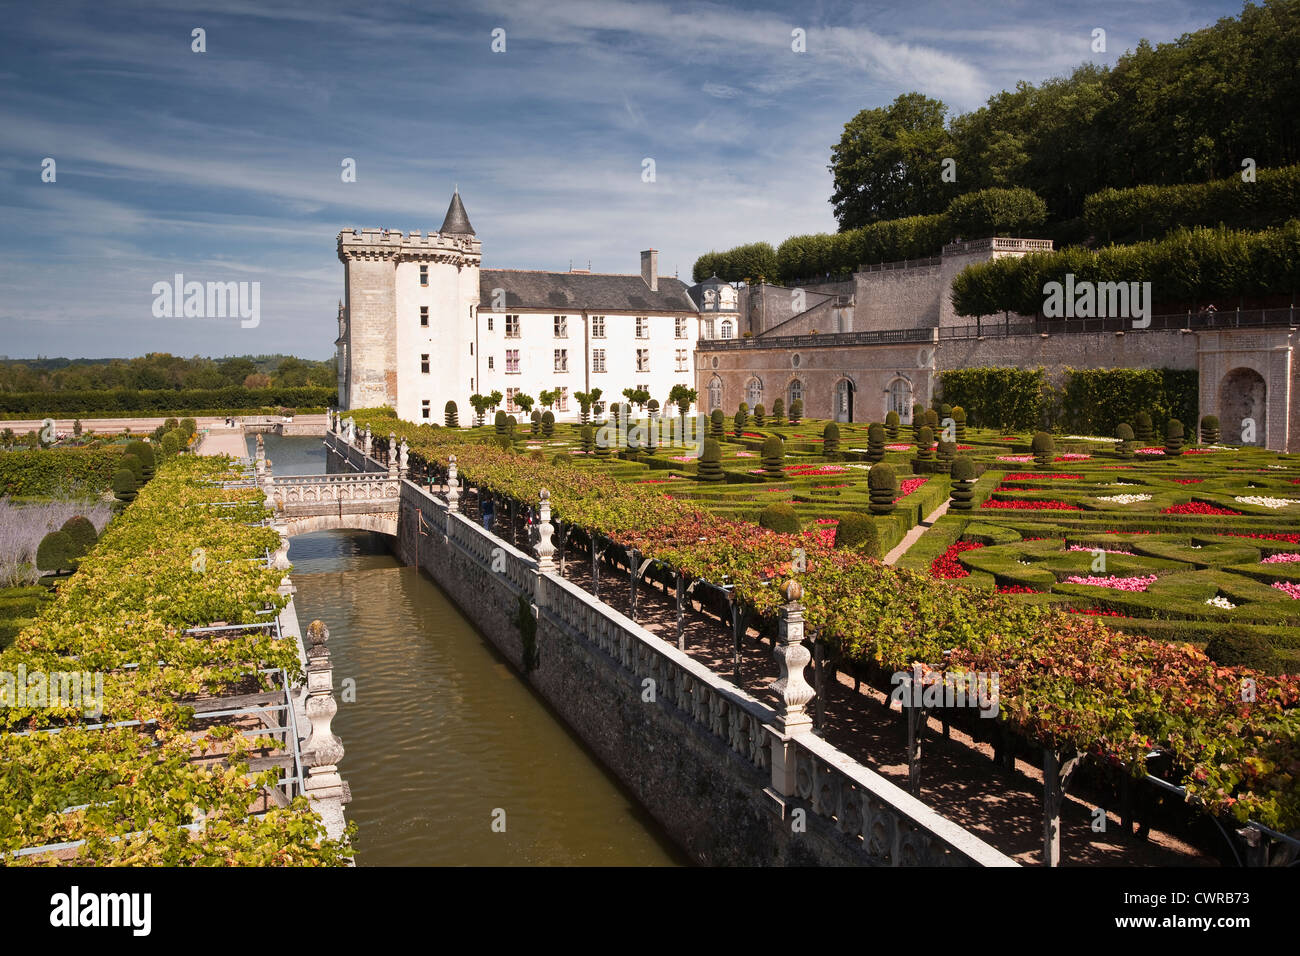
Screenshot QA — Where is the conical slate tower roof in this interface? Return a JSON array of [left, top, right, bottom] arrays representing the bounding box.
[[439, 189, 475, 235]]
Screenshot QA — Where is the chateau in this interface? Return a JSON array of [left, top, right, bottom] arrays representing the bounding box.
[[337, 190, 1299, 451], [335, 191, 727, 423]]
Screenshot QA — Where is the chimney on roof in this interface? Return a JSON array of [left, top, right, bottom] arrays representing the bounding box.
[[641, 249, 658, 291]]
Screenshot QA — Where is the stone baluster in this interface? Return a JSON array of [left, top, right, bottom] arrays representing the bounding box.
[[302, 620, 349, 840], [387, 433, 399, 478], [768, 580, 815, 801], [399, 439, 410, 479], [362, 426, 372, 459], [536, 488, 556, 575], [446, 454, 460, 513]]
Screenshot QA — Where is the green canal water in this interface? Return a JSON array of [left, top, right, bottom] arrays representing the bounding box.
[[250, 434, 682, 866]]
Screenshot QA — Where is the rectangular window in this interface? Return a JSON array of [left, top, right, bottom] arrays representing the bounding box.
[[554, 348, 568, 372], [557, 387, 569, 412], [636, 316, 648, 338], [506, 387, 519, 413], [506, 314, 520, 338], [488, 356, 494, 370], [421, 354, 430, 374], [592, 348, 606, 373], [469, 342, 473, 355], [592, 315, 605, 338], [636, 348, 649, 372], [487, 316, 493, 331], [506, 349, 520, 373], [419, 264, 428, 287], [420, 306, 429, 327], [554, 315, 567, 338], [675, 316, 686, 338], [675, 349, 688, 371], [421, 400, 430, 419]]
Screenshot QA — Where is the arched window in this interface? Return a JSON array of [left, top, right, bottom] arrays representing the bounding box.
[[746, 377, 763, 407], [788, 379, 803, 407], [720, 320, 734, 340], [888, 378, 912, 421], [708, 376, 723, 411]]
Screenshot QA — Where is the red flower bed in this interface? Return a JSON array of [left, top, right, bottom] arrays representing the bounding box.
[[815, 518, 839, 525], [894, 477, 928, 501], [1162, 502, 1243, 515], [1066, 607, 1128, 617], [981, 498, 1081, 511], [1005, 473, 1083, 480], [1172, 478, 1204, 484], [996, 584, 1040, 594], [1222, 532, 1300, 544], [930, 541, 984, 578]]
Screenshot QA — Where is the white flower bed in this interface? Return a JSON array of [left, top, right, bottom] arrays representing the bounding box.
[[1097, 494, 1152, 504], [1062, 435, 1120, 443], [1205, 595, 1237, 609], [1233, 495, 1298, 509]]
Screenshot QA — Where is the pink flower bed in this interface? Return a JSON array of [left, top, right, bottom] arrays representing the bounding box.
[[894, 477, 928, 501], [735, 451, 756, 457], [1271, 581, 1300, 599], [1135, 448, 1165, 455], [1065, 544, 1133, 555], [1261, 553, 1300, 563], [815, 518, 839, 525], [670, 455, 696, 462], [1005, 473, 1082, 480], [1054, 454, 1091, 461], [981, 499, 1081, 511], [996, 455, 1034, 462], [885, 444, 913, 451], [787, 464, 848, 476], [1063, 574, 1157, 591], [1183, 448, 1219, 454]]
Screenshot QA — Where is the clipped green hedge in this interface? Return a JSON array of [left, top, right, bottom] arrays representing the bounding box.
[[952, 222, 1300, 318], [0, 447, 124, 497], [1062, 368, 1197, 437], [938, 367, 1045, 431], [1085, 164, 1300, 243]]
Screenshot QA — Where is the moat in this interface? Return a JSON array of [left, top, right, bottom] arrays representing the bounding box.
[[253, 434, 682, 866]]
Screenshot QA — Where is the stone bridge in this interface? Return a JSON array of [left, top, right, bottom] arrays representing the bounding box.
[[264, 473, 401, 536]]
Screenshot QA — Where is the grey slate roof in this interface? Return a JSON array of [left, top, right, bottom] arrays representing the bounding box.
[[480, 270, 698, 313], [440, 190, 475, 235]]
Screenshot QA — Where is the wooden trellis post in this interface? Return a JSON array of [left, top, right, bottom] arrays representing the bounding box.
[[1043, 747, 1083, 867]]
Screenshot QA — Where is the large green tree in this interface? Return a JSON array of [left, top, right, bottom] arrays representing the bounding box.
[[829, 93, 956, 230]]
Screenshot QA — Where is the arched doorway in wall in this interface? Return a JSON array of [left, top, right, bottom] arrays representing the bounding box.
[[1219, 366, 1267, 446], [787, 378, 804, 411], [834, 378, 855, 423], [746, 377, 763, 408], [708, 375, 723, 412], [887, 376, 913, 423]]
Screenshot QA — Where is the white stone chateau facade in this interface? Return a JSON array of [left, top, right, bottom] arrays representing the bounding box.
[[336, 191, 734, 423]]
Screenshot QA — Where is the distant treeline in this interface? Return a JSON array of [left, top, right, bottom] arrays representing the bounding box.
[[0, 386, 338, 416], [0, 353, 335, 393]]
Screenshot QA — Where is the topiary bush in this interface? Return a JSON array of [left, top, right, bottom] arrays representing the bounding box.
[[125, 441, 155, 480], [542, 410, 555, 438], [36, 530, 75, 575], [580, 424, 594, 454], [911, 404, 925, 443], [884, 410, 900, 440], [112, 467, 138, 503], [936, 439, 956, 464], [734, 409, 747, 437], [180, 417, 197, 437], [531, 409, 542, 434], [1134, 411, 1154, 443], [759, 502, 800, 533], [761, 435, 785, 478], [507, 415, 517, 435], [595, 426, 612, 459], [1205, 631, 1279, 674], [1165, 418, 1184, 456], [772, 397, 784, 421], [119, 452, 144, 485], [950, 457, 976, 509], [952, 406, 967, 442], [1031, 430, 1054, 468], [710, 408, 725, 440], [60, 515, 98, 558], [1116, 422, 1135, 459], [1200, 414, 1220, 444], [833, 512, 880, 558], [867, 462, 898, 515], [938, 403, 953, 420], [823, 422, 841, 459], [160, 433, 180, 458], [923, 408, 939, 431], [495, 410, 508, 437], [867, 423, 885, 462], [753, 403, 765, 427], [698, 438, 724, 481], [917, 426, 934, 460], [788, 399, 803, 424], [445, 401, 459, 427]]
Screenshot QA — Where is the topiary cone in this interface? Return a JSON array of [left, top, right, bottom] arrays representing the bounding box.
[[884, 410, 900, 440], [867, 423, 885, 463], [867, 462, 898, 514], [949, 457, 976, 510], [698, 438, 724, 482], [1165, 418, 1184, 457], [1115, 423, 1135, 459], [823, 422, 840, 458], [1031, 430, 1055, 468], [1199, 415, 1219, 445], [762, 435, 785, 478], [917, 426, 934, 460]]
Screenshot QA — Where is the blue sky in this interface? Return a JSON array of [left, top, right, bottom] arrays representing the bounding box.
[[0, 0, 1244, 359]]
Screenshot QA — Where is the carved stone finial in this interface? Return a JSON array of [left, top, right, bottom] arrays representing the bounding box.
[[307, 619, 329, 648], [783, 579, 803, 604], [772, 592, 814, 734], [536, 487, 555, 573], [446, 454, 460, 512]]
